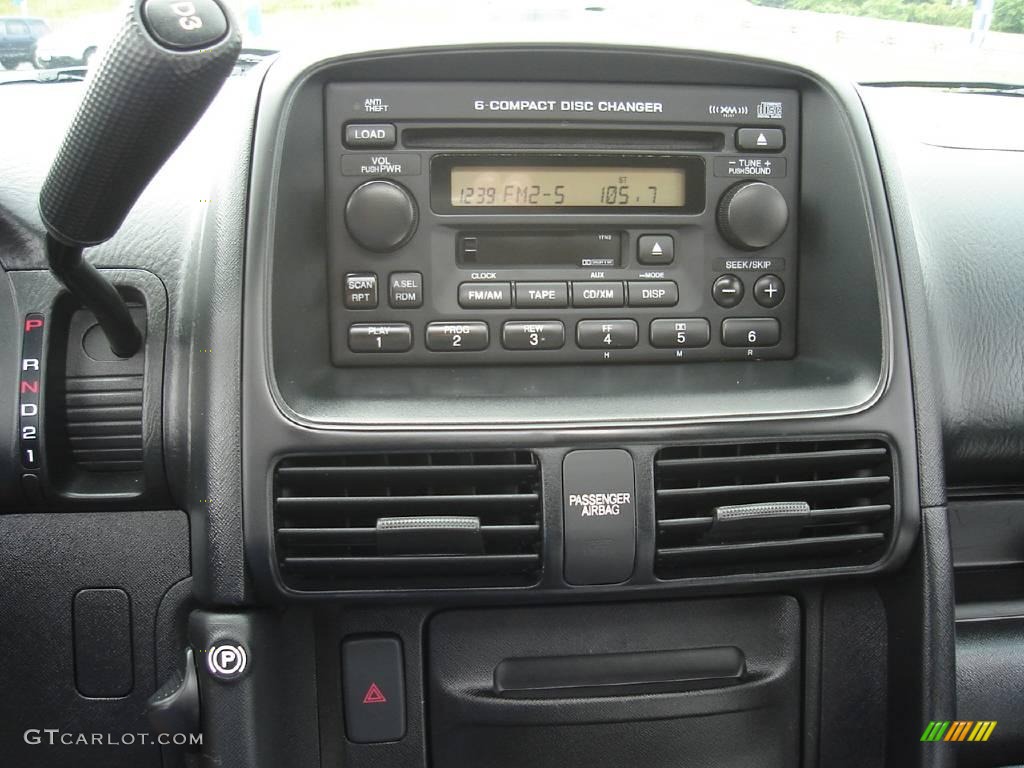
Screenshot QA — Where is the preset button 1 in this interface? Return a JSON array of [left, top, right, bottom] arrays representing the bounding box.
[[349, 323, 413, 353]]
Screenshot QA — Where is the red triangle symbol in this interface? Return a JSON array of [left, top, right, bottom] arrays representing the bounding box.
[[362, 682, 387, 704]]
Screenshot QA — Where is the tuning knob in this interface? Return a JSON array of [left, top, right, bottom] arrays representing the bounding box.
[[345, 180, 418, 253], [717, 182, 789, 251]]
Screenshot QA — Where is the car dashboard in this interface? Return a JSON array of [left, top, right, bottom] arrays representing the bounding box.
[[0, 24, 1023, 768]]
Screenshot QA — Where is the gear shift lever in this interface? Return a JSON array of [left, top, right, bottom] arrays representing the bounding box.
[[38, 0, 241, 357]]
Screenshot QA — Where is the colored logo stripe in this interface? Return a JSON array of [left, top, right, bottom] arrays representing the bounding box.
[[921, 721, 996, 742]]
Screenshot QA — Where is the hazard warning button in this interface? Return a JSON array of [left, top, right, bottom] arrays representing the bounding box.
[[342, 636, 406, 743]]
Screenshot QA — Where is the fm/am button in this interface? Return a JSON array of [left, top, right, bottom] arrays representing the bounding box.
[[458, 282, 511, 309]]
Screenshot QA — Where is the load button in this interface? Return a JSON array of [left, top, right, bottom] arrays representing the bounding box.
[[344, 123, 396, 148]]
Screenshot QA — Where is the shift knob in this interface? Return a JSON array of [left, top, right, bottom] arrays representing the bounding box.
[[39, 0, 241, 248]]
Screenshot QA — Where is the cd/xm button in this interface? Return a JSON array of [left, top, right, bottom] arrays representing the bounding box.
[[572, 282, 625, 308]]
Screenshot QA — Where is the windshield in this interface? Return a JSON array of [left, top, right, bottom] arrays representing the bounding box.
[[2, 0, 1022, 84]]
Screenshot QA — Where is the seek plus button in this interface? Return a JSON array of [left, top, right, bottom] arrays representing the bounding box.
[[343, 273, 378, 309], [459, 282, 512, 309], [344, 123, 396, 148]]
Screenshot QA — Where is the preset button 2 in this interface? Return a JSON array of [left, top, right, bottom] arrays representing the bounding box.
[[426, 322, 489, 351]]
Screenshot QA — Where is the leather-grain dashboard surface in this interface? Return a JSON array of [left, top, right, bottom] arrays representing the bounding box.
[[861, 87, 1024, 487]]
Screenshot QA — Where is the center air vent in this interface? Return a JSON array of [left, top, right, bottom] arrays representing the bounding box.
[[273, 451, 542, 591], [654, 439, 895, 579]]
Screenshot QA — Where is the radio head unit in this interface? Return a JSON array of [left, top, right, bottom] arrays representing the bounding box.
[[325, 82, 798, 366]]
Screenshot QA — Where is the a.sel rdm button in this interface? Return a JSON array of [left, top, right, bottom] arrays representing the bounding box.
[[426, 322, 489, 351], [349, 323, 412, 353], [389, 272, 422, 308]]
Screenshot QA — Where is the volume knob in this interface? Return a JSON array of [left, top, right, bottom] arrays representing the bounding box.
[[717, 182, 788, 251], [345, 180, 418, 253]]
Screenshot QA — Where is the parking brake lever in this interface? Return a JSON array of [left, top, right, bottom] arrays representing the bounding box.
[[38, 0, 241, 357]]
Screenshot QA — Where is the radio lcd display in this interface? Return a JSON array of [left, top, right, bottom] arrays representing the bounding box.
[[430, 155, 706, 215], [450, 166, 686, 208]]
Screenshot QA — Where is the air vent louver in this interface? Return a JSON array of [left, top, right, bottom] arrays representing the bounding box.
[[273, 451, 542, 591], [654, 439, 895, 578]]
